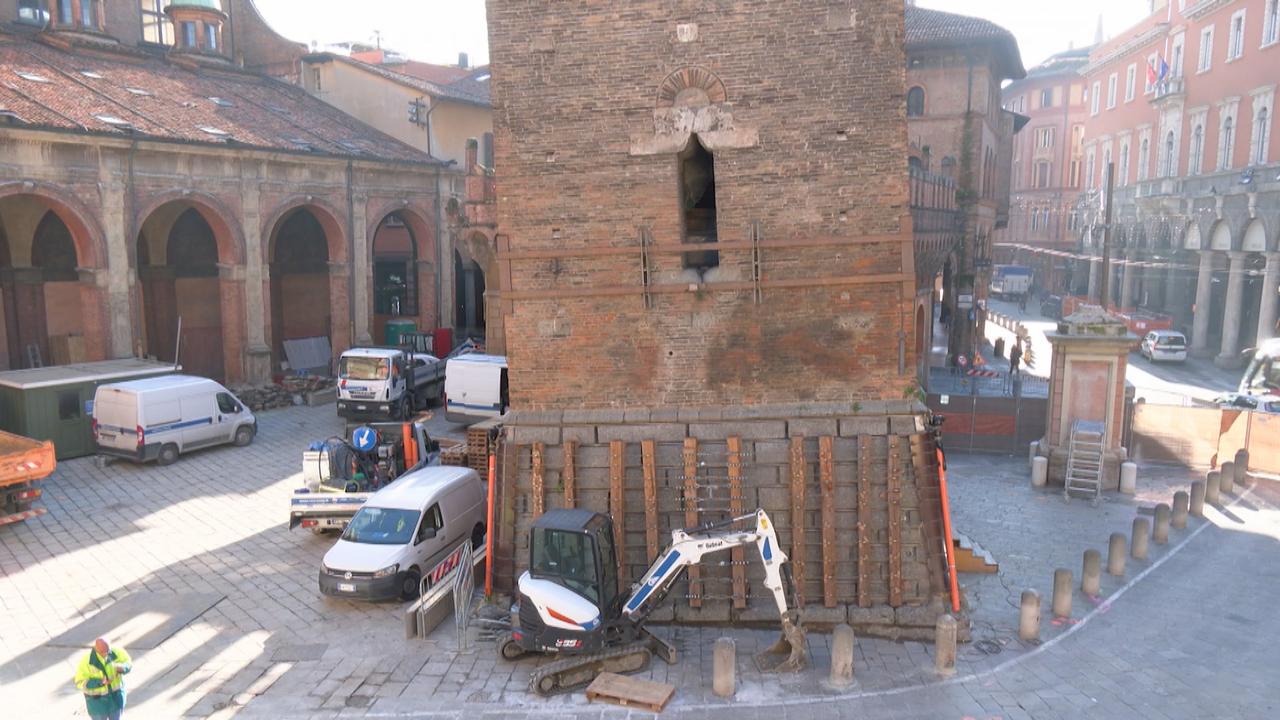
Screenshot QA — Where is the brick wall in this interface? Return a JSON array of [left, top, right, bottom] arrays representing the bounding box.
[[487, 0, 916, 410]]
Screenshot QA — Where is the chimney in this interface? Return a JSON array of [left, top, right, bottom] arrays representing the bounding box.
[[458, 52, 469, 69]]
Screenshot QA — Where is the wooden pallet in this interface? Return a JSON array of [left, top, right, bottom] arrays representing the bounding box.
[[585, 672, 675, 713]]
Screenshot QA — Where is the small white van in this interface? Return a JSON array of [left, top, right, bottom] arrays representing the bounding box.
[[319, 466, 486, 601], [444, 354, 508, 425], [93, 375, 256, 465]]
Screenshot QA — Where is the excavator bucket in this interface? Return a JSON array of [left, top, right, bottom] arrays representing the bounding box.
[[755, 616, 808, 673]]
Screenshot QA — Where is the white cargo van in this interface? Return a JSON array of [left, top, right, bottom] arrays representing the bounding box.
[[319, 466, 486, 601], [444, 354, 508, 425], [93, 375, 256, 465]]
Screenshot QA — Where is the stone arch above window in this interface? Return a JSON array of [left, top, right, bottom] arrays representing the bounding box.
[[657, 66, 727, 109]]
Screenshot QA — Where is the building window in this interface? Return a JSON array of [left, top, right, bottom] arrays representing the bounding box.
[[1254, 106, 1271, 165], [482, 132, 495, 167], [1107, 73, 1118, 109], [1036, 127, 1055, 149], [1069, 159, 1080, 188], [16, 0, 45, 24], [1138, 138, 1150, 180], [79, 0, 97, 28], [181, 21, 197, 48], [1219, 115, 1235, 169], [907, 86, 925, 117], [1085, 150, 1096, 190], [1090, 81, 1100, 115], [1266, 0, 1280, 46], [1198, 26, 1214, 72], [1190, 125, 1204, 175], [1034, 161, 1052, 189], [1160, 131, 1176, 177], [1228, 10, 1246, 60], [204, 23, 219, 51], [1172, 37, 1185, 78], [140, 0, 168, 44], [1119, 143, 1130, 185], [1125, 64, 1137, 102], [56, 0, 72, 24], [680, 137, 719, 271], [1041, 87, 1054, 108]]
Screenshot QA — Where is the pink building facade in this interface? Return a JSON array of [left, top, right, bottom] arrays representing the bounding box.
[[1001, 47, 1093, 294], [1077, 0, 1279, 366]]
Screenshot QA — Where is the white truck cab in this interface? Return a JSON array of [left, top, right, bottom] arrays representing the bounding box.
[[93, 375, 256, 465], [319, 465, 486, 601], [444, 353, 508, 425], [337, 347, 443, 421], [1219, 339, 1280, 413]]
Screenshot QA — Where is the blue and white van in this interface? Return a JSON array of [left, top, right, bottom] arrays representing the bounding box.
[[92, 375, 256, 465], [444, 354, 508, 425]]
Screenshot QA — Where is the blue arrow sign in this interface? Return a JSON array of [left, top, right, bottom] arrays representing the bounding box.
[[352, 426, 379, 452]]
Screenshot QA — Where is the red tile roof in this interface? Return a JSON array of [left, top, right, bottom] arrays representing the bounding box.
[[905, 6, 1026, 79], [310, 53, 490, 107], [0, 33, 437, 163]]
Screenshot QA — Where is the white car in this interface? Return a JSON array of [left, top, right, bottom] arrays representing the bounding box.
[[1140, 330, 1188, 363], [319, 466, 485, 601]]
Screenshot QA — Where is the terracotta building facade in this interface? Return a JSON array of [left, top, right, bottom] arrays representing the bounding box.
[[904, 5, 1026, 372], [484, 0, 967, 638], [0, 1, 440, 380], [1077, 0, 1279, 366], [1000, 46, 1093, 295]]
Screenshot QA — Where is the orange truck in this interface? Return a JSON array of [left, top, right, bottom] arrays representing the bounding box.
[[0, 429, 54, 527]]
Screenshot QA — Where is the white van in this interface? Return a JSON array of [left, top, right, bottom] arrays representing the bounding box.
[[93, 375, 257, 465], [319, 466, 486, 601], [444, 354, 508, 425]]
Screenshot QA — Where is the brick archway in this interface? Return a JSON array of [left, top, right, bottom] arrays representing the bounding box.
[[0, 185, 110, 368], [265, 204, 348, 370], [368, 204, 437, 343]]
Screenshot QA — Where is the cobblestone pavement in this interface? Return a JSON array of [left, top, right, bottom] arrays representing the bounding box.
[[3, 405, 1278, 718]]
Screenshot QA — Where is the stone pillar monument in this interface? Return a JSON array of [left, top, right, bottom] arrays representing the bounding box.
[[1038, 307, 1136, 490]]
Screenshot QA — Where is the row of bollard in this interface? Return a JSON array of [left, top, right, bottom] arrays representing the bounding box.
[[713, 451, 1250, 698], [1019, 450, 1249, 644]]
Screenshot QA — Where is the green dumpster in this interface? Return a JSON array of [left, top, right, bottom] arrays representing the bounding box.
[[385, 319, 417, 346]]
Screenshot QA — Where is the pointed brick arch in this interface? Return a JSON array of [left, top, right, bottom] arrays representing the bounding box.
[[264, 203, 349, 368]]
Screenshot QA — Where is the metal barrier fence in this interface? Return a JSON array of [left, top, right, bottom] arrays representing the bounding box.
[[928, 368, 1050, 399]]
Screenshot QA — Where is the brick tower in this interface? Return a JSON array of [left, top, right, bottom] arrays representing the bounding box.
[[487, 1, 960, 637]]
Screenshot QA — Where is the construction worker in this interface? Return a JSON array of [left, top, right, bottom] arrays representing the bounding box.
[[74, 637, 132, 720]]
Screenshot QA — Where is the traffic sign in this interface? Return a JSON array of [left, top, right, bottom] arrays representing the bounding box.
[[352, 426, 379, 452]]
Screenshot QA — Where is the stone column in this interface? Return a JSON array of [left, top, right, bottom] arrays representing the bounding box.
[[352, 195, 373, 345], [1216, 251, 1248, 368], [1087, 257, 1100, 300], [217, 263, 246, 384], [97, 165, 133, 359], [1120, 253, 1137, 309], [1257, 253, 1280, 343], [1191, 250, 1215, 356], [240, 172, 271, 384]]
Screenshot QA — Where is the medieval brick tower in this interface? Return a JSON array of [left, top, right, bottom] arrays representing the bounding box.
[[487, 1, 960, 636]]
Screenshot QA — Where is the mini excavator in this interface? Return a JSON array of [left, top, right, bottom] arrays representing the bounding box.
[[498, 508, 808, 695]]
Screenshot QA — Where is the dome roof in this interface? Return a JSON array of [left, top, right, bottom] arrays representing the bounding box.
[[167, 0, 222, 10]]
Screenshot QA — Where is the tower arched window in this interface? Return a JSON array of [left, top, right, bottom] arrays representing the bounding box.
[[907, 87, 925, 117], [1254, 107, 1270, 165]]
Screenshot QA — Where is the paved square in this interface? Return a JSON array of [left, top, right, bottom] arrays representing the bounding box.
[[3, 405, 1279, 718]]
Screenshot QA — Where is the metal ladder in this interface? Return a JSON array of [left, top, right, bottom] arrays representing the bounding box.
[[1064, 420, 1105, 505]]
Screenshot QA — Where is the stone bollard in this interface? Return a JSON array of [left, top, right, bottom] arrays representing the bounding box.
[[1131, 518, 1150, 560], [1029, 441, 1039, 468], [1032, 456, 1049, 488], [1019, 590, 1041, 642], [1172, 491, 1189, 529], [1119, 461, 1138, 495], [1153, 503, 1171, 545], [1081, 549, 1102, 596], [1107, 533, 1126, 576], [713, 637, 736, 698], [1220, 462, 1235, 495], [935, 615, 957, 676], [1233, 450, 1248, 486], [1052, 569, 1073, 618], [829, 624, 856, 688], [1206, 470, 1222, 505], [1190, 481, 1206, 518]]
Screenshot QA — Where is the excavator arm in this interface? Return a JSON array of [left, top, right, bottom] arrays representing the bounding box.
[[621, 509, 807, 672]]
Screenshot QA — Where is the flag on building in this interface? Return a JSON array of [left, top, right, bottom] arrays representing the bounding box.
[[1157, 56, 1170, 83], [1146, 59, 1158, 88]]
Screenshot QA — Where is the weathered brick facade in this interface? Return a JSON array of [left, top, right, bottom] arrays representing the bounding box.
[[488, 1, 917, 407], [487, 2, 962, 636]]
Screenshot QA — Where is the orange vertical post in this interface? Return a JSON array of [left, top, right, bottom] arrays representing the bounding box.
[[402, 423, 417, 468], [936, 447, 961, 613], [485, 453, 496, 598]]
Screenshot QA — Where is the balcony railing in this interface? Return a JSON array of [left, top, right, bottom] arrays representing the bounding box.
[[1150, 77, 1185, 103]]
